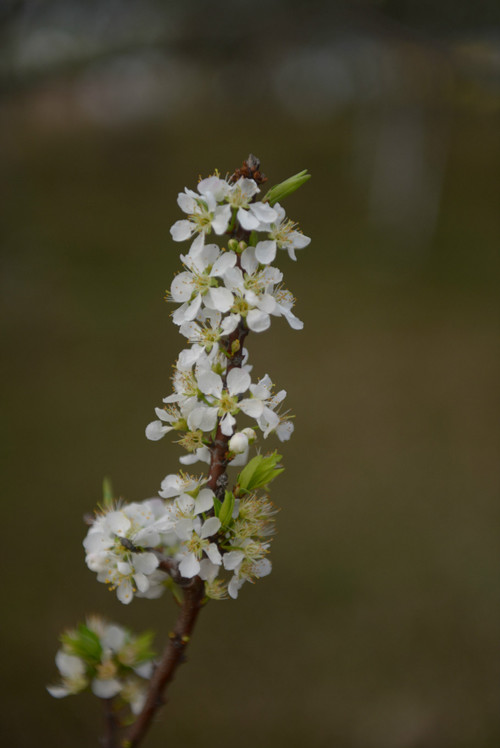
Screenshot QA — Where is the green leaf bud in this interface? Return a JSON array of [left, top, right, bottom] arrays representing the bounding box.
[[263, 170, 311, 206], [218, 490, 235, 527], [237, 452, 284, 494]]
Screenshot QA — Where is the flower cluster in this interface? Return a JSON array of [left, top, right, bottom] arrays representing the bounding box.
[[146, 174, 309, 457], [50, 160, 310, 739], [47, 617, 155, 715], [80, 165, 309, 604], [83, 452, 282, 602]]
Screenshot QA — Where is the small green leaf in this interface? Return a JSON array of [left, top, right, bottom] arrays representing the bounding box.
[[130, 631, 156, 664], [237, 452, 284, 494], [102, 477, 114, 508], [263, 170, 311, 206], [62, 624, 102, 665], [213, 495, 222, 517], [218, 490, 235, 527]]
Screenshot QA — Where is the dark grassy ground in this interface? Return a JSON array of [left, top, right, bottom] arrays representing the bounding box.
[[1, 104, 499, 747]]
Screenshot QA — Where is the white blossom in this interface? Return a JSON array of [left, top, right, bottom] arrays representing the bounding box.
[[255, 203, 310, 263], [226, 178, 278, 231], [170, 244, 236, 326], [170, 177, 231, 256], [83, 500, 174, 604]]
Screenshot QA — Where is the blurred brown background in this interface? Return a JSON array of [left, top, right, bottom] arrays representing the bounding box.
[[1, 1, 499, 746]]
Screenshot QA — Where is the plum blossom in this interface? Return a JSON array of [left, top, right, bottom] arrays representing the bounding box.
[[170, 177, 231, 256], [195, 366, 256, 437], [223, 540, 272, 599], [170, 244, 236, 326], [83, 500, 174, 604], [255, 203, 310, 264], [48, 617, 155, 714], [226, 177, 278, 231]]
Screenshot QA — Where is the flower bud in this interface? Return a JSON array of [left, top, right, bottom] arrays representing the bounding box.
[[229, 432, 249, 454], [241, 427, 256, 444]]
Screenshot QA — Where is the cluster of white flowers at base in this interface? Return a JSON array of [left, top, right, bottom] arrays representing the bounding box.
[[47, 617, 155, 714]]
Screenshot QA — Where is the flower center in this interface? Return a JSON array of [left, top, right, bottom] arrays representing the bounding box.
[[219, 391, 238, 414]]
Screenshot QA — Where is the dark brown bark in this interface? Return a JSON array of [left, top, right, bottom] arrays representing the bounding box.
[[123, 578, 205, 748]]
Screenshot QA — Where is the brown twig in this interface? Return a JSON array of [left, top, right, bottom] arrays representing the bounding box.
[[101, 698, 119, 748], [123, 578, 205, 748]]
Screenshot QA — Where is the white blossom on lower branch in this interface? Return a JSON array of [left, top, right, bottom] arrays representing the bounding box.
[[48, 617, 155, 715]]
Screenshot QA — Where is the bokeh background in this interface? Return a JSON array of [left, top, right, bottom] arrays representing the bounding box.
[[2, 1, 500, 746]]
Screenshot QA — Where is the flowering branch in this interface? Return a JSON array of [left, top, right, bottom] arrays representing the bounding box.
[[48, 155, 311, 748]]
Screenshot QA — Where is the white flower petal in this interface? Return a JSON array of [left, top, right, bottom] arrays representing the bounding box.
[[195, 488, 214, 513], [211, 250, 236, 277], [188, 232, 205, 257], [170, 220, 193, 242], [200, 516, 221, 539], [106, 512, 132, 536], [228, 576, 244, 599], [199, 558, 220, 582], [198, 176, 229, 201], [170, 272, 194, 302], [252, 558, 272, 578], [206, 543, 222, 565], [227, 367, 251, 396], [133, 552, 159, 575], [283, 309, 304, 330], [183, 293, 203, 322], [179, 553, 200, 578], [117, 579, 134, 604], [101, 625, 127, 652], [177, 192, 197, 213], [255, 240, 277, 265], [240, 247, 259, 275], [221, 314, 240, 335], [246, 309, 271, 332], [92, 678, 122, 698], [277, 420, 294, 441], [47, 685, 71, 698], [220, 412, 236, 436], [251, 202, 278, 223], [257, 293, 277, 314], [237, 207, 260, 231], [238, 398, 264, 418], [175, 518, 194, 541], [197, 369, 222, 397], [205, 286, 234, 313], [55, 651, 85, 679], [133, 572, 149, 593], [211, 204, 231, 234], [145, 421, 172, 441], [223, 550, 245, 570]]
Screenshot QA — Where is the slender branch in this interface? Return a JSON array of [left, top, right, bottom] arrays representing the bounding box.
[[123, 577, 205, 748], [101, 698, 119, 748]]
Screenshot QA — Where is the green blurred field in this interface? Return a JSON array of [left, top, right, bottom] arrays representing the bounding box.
[[1, 102, 499, 748]]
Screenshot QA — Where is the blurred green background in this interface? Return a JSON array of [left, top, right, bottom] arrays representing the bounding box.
[[1, 1, 499, 746]]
